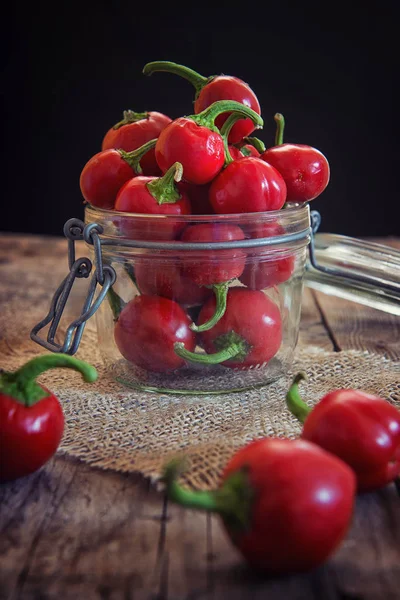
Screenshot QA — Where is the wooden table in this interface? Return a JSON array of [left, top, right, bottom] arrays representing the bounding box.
[[1, 234, 399, 600]]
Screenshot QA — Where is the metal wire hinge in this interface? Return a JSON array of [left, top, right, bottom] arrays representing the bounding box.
[[30, 218, 116, 355]]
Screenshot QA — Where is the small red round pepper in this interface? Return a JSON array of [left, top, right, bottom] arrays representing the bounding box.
[[260, 113, 330, 202], [114, 295, 196, 372], [102, 110, 172, 176], [80, 139, 157, 209], [180, 224, 246, 332], [239, 222, 295, 289], [135, 260, 212, 307], [143, 61, 261, 144], [286, 373, 400, 491], [163, 437, 355, 573], [114, 162, 191, 240], [0, 354, 98, 482], [154, 100, 263, 185], [175, 288, 282, 369]]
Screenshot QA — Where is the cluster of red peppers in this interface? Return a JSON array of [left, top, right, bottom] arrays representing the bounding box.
[[164, 373, 400, 574], [79, 61, 330, 374]]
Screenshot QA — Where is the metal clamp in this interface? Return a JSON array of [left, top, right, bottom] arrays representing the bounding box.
[[30, 219, 116, 355]]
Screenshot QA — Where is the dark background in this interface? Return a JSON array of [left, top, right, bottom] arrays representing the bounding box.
[[3, 2, 399, 237]]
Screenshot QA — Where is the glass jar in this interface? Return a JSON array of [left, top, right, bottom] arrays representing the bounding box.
[[84, 202, 311, 394]]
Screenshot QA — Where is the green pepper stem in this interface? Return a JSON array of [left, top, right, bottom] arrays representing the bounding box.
[[163, 459, 253, 530], [190, 282, 229, 332], [190, 100, 263, 133], [119, 139, 157, 175], [146, 162, 183, 204], [107, 287, 126, 321], [0, 354, 98, 406], [143, 61, 209, 96], [112, 110, 149, 130], [220, 114, 246, 165], [174, 329, 249, 365], [240, 137, 266, 153], [274, 113, 285, 146], [285, 371, 311, 424]]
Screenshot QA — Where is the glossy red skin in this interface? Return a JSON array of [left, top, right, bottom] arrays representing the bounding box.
[[261, 144, 330, 202], [221, 438, 356, 573], [80, 149, 134, 209], [240, 144, 260, 157], [194, 76, 261, 144], [155, 118, 225, 185], [180, 224, 246, 286], [240, 223, 295, 289], [114, 176, 191, 241], [0, 391, 64, 482], [229, 145, 260, 161], [210, 157, 287, 214], [301, 390, 400, 491], [178, 182, 214, 215], [199, 288, 282, 369], [114, 295, 196, 372], [102, 111, 172, 176], [135, 260, 212, 307]]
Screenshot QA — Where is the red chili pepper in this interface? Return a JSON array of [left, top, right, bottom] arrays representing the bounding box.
[[180, 224, 246, 332], [260, 113, 330, 202], [154, 100, 263, 185], [286, 373, 400, 491], [80, 139, 157, 209], [135, 259, 212, 307], [163, 437, 355, 573], [0, 354, 97, 482], [114, 295, 196, 372], [236, 136, 266, 157], [175, 288, 282, 368], [102, 110, 172, 176], [239, 222, 295, 289], [143, 61, 261, 144], [114, 162, 191, 240]]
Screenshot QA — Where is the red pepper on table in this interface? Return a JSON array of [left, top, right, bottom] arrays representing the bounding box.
[[180, 223, 246, 332], [163, 438, 355, 573], [175, 288, 282, 369], [286, 373, 400, 491], [114, 162, 191, 240], [154, 100, 263, 185], [143, 61, 261, 144], [102, 110, 172, 176], [0, 354, 98, 482], [114, 295, 196, 372], [260, 113, 330, 202], [209, 115, 287, 214], [80, 139, 157, 209]]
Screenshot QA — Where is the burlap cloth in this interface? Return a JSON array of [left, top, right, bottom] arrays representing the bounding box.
[[0, 239, 398, 489], [1, 328, 399, 489]]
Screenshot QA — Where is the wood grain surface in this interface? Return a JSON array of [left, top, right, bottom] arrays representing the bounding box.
[[0, 234, 399, 600]]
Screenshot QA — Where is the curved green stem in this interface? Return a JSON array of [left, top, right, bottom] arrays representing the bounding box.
[[163, 459, 253, 531], [240, 137, 266, 153], [274, 113, 285, 146], [286, 371, 311, 424], [220, 114, 246, 165], [113, 110, 149, 130], [190, 282, 229, 332], [191, 100, 263, 133], [174, 331, 249, 365], [146, 162, 183, 204], [0, 354, 98, 406], [119, 139, 157, 175], [143, 61, 210, 96]]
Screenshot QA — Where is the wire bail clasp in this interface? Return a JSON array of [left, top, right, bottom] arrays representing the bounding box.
[[30, 218, 116, 355]]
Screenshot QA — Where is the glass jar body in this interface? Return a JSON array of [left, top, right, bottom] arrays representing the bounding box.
[[85, 203, 310, 394]]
